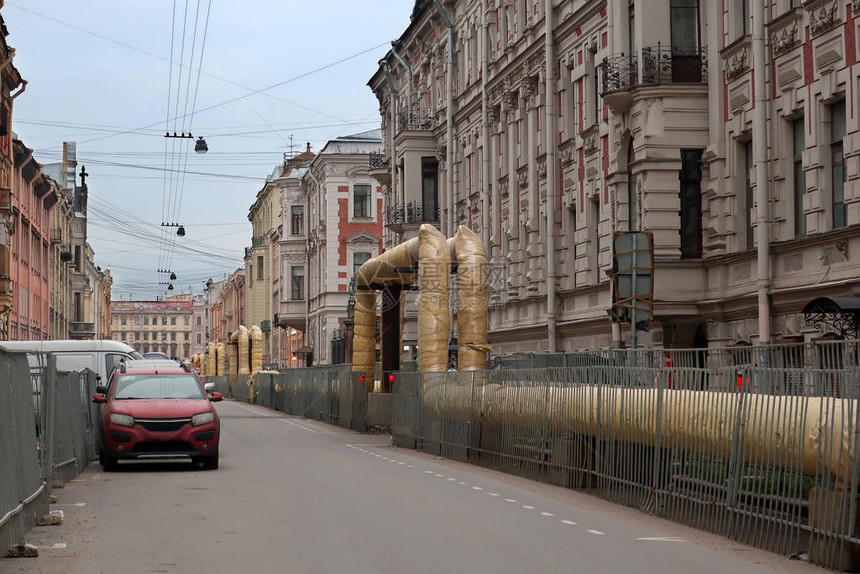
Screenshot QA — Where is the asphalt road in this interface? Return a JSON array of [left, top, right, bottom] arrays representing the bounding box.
[[2, 400, 825, 574]]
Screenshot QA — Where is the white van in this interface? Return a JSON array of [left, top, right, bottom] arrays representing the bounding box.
[[0, 340, 143, 384]]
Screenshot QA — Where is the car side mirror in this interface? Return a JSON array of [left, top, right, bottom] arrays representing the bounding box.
[[92, 394, 106, 404], [96, 386, 108, 394], [204, 382, 215, 392], [210, 392, 223, 402]]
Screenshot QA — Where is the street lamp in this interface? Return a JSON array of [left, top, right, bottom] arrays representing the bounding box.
[[161, 222, 186, 237], [164, 131, 208, 154]]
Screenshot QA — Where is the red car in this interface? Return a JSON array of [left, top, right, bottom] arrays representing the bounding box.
[[93, 359, 222, 470]]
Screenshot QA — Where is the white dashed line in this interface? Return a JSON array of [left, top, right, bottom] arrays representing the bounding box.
[[407, 465, 415, 468], [635, 537, 684, 542], [587, 530, 605, 536], [459, 481, 466, 485], [283, 419, 318, 432], [33, 543, 67, 550], [505, 498, 517, 503], [541, 512, 555, 517], [435, 473, 444, 477], [398, 462, 406, 465], [52, 503, 86, 507], [472, 486, 483, 491], [488, 493, 500, 497], [375, 454, 383, 458], [425, 470, 434, 474], [522, 505, 535, 510], [447, 477, 457, 481], [561, 520, 578, 526]]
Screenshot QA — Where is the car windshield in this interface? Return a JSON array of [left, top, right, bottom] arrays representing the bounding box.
[[113, 374, 204, 400]]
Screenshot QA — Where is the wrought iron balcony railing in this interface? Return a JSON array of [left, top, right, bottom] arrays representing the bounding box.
[[385, 201, 440, 227], [398, 108, 436, 133], [601, 53, 638, 94], [601, 43, 708, 96], [369, 151, 391, 169]]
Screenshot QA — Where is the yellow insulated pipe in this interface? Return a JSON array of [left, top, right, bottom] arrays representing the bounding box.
[[453, 225, 489, 371], [425, 383, 856, 483], [353, 224, 451, 375]]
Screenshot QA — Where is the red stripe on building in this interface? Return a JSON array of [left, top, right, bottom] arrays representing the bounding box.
[[579, 148, 585, 212], [804, 27, 813, 85]]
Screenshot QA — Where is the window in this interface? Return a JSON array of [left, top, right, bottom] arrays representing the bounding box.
[[170, 316, 176, 326], [680, 150, 703, 258], [832, 101, 846, 229], [162, 316, 167, 326], [353, 252, 372, 279], [171, 332, 176, 342], [144, 316, 149, 326], [422, 158, 439, 220], [184, 316, 189, 326], [197, 333, 202, 344], [670, 0, 702, 82], [291, 205, 304, 235], [184, 332, 189, 341], [291, 266, 305, 300], [143, 331, 148, 341], [745, 140, 754, 250], [742, 0, 751, 36], [793, 117, 806, 236], [257, 255, 264, 281], [196, 315, 201, 326], [628, 0, 636, 57], [121, 317, 127, 326], [135, 332, 140, 341], [134, 316, 140, 326], [354, 184, 371, 218]]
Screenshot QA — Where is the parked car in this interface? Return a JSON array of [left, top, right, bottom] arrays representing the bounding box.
[[92, 359, 222, 471], [143, 351, 171, 360]]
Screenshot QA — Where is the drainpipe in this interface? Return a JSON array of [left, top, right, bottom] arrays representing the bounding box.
[[480, 0, 490, 251], [382, 59, 401, 218], [752, 0, 771, 345], [433, 0, 455, 237], [544, 0, 558, 353]]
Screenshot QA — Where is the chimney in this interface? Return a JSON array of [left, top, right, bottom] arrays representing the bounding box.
[[306, 142, 311, 153]]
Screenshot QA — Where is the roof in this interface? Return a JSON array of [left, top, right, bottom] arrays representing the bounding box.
[[0, 340, 136, 354], [121, 359, 191, 374], [337, 128, 383, 142]]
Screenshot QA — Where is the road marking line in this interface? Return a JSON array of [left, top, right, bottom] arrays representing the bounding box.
[[234, 403, 276, 417], [587, 530, 605, 536], [561, 520, 578, 525], [52, 503, 86, 507], [541, 512, 555, 517], [488, 493, 500, 496], [33, 543, 67, 549], [447, 477, 457, 481], [407, 465, 415, 468], [472, 486, 483, 491], [635, 537, 684, 542], [425, 470, 434, 474], [522, 505, 535, 510], [282, 419, 318, 433], [505, 498, 517, 503], [398, 462, 406, 465], [459, 481, 466, 485], [435, 473, 444, 477], [375, 455, 383, 458]]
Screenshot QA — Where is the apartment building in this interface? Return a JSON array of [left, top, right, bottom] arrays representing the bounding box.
[[111, 296, 196, 358], [367, 0, 860, 357], [275, 130, 383, 366], [0, 14, 24, 340], [9, 137, 58, 340]]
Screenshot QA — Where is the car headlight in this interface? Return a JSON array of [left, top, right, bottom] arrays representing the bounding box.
[[191, 412, 215, 427], [109, 413, 134, 427]]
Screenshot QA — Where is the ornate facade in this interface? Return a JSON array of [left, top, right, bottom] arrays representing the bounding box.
[[368, 0, 860, 355]]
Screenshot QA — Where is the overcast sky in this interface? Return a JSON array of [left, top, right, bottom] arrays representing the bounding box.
[[4, 0, 412, 300]]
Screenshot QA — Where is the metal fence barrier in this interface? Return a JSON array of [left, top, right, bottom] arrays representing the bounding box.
[[394, 342, 860, 571], [205, 365, 363, 431], [1, 350, 99, 555]]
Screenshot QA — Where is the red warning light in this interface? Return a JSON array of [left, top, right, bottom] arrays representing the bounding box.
[[359, 376, 365, 383], [389, 374, 395, 383]]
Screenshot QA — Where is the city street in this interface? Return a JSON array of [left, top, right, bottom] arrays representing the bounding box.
[[4, 400, 823, 574]]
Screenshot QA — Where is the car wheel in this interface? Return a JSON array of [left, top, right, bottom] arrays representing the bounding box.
[[103, 455, 118, 472], [201, 454, 218, 470]]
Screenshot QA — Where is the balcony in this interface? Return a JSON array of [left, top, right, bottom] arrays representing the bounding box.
[[69, 321, 95, 339], [251, 235, 266, 247], [385, 201, 440, 233], [244, 247, 252, 258], [369, 151, 392, 187], [397, 108, 435, 133], [601, 43, 708, 113]]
